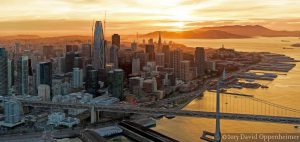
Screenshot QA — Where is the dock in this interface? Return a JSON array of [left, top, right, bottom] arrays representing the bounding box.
[[119, 121, 179, 142]]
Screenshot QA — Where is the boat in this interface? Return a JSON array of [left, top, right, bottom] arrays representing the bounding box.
[[245, 79, 255, 82], [294, 125, 300, 128], [291, 43, 300, 47], [152, 114, 164, 119], [281, 40, 290, 42], [283, 47, 294, 49], [261, 85, 269, 89], [165, 115, 175, 119]]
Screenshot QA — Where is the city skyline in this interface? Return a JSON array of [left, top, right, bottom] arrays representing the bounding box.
[[1, 0, 300, 36], [0, 1, 300, 141]]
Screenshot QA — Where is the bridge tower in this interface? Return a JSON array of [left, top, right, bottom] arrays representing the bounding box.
[[201, 69, 225, 142], [214, 80, 222, 142]]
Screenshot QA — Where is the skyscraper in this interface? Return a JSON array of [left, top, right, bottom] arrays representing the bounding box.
[[74, 57, 84, 69], [112, 34, 120, 48], [146, 44, 155, 61], [86, 69, 99, 95], [81, 43, 92, 60], [65, 51, 75, 73], [132, 58, 140, 74], [38, 84, 51, 101], [58, 57, 65, 74], [17, 56, 29, 95], [7, 59, 13, 93], [131, 41, 137, 51], [157, 31, 162, 52], [195, 47, 205, 77], [155, 53, 165, 67], [162, 45, 170, 67], [108, 69, 124, 99], [135, 52, 148, 68], [43, 45, 54, 59], [0, 48, 8, 96], [171, 48, 183, 79], [110, 45, 119, 69], [180, 60, 191, 82], [72, 68, 83, 88], [36, 62, 52, 89], [66, 45, 79, 53], [93, 21, 106, 70]]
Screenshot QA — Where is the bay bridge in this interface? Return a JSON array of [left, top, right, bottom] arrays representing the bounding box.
[[12, 70, 300, 142], [20, 91, 300, 125]]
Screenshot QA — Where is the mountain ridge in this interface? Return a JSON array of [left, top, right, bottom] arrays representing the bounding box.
[[142, 25, 300, 39]]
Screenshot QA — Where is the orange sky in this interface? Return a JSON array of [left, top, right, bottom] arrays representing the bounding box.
[[1, 0, 300, 36]]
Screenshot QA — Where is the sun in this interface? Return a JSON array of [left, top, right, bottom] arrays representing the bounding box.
[[174, 22, 185, 29]]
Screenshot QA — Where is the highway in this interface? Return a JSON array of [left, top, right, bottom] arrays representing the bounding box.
[[21, 100, 300, 124]]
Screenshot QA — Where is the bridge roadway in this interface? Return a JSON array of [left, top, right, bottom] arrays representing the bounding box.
[[21, 100, 300, 124]]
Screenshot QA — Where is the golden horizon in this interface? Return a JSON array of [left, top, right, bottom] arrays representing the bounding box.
[[1, 0, 300, 36]]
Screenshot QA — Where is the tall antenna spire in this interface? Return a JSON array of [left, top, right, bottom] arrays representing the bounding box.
[[91, 19, 95, 44], [103, 11, 107, 39]]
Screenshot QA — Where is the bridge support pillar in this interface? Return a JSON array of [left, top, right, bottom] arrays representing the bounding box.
[[91, 106, 96, 124]]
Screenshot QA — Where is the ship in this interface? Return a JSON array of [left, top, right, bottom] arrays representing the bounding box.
[[281, 40, 290, 42], [282, 47, 294, 49], [165, 115, 176, 119]]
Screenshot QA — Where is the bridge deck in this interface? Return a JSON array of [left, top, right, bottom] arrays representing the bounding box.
[[21, 101, 300, 124]]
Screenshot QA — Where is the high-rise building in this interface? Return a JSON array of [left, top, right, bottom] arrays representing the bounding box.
[[206, 61, 216, 71], [81, 43, 92, 59], [109, 45, 119, 69], [58, 57, 65, 74], [66, 45, 79, 53], [112, 34, 120, 48], [180, 60, 191, 82], [17, 56, 29, 96], [93, 21, 106, 70], [162, 45, 170, 67], [157, 32, 162, 52], [4, 100, 22, 124], [43, 45, 54, 59], [131, 41, 137, 51], [85, 69, 100, 94], [74, 57, 84, 69], [171, 48, 183, 79], [72, 68, 83, 88], [7, 59, 13, 94], [38, 84, 51, 101], [65, 52, 75, 73], [86, 69, 99, 95], [0, 48, 8, 96], [36, 62, 52, 89], [108, 69, 124, 99], [135, 52, 148, 68], [132, 58, 140, 74], [28, 59, 33, 76], [146, 44, 155, 61], [195, 47, 205, 77], [155, 53, 165, 67]]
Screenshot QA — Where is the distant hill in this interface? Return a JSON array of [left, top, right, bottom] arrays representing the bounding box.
[[0, 35, 41, 40], [0, 35, 91, 41], [142, 25, 300, 39]]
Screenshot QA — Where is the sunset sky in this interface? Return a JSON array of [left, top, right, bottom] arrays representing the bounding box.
[[1, 0, 300, 36]]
